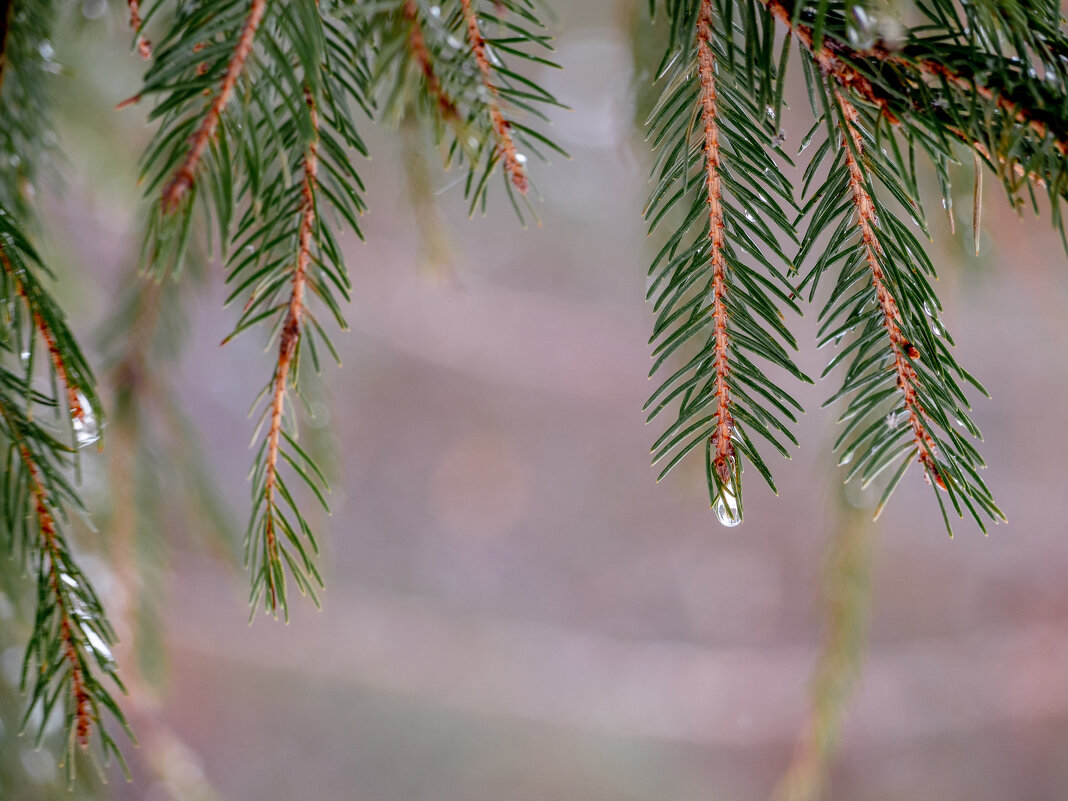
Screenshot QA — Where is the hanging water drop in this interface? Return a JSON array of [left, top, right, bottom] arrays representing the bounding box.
[[714, 489, 741, 527], [72, 391, 100, 448], [713, 468, 742, 528], [515, 153, 528, 164], [847, 6, 875, 49], [82, 625, 115, 666]]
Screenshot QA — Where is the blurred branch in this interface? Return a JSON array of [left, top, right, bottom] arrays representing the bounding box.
[[774, 488, 875, 801]]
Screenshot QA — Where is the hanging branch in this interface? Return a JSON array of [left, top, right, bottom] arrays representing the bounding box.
[[159, 0, 266, 212], [794, 69, 1004, 533], [459, 0, 527, 193], [695, 1, 734, 492], [256, 89, 321, 615], [0, 386, 130, 782], [836, 92, 944, 490], [644, 0, 810, 526], [360, 0, 566, 219], [403, 0, 460, 122], [127, 0, 151, 59]]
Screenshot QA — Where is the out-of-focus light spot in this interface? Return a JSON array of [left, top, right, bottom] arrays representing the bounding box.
[[431, 434, 530, 540]]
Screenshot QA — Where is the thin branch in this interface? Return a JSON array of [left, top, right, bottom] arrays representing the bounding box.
[[128, 0, 151, 59], [262, 88, 319, 612], [697, 0, 734, 485], [0, 240, 86, 422], [759, 0, 1068, 153], [0, 401, 95, 749], [837, 92, 945, 490], [403, 0, 459, 122], [160, 0, 267, 212], [459, 0, 528, 194]]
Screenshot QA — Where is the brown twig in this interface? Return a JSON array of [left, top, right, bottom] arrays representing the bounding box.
[[11, 436, 94, 748], [759, 0, 1068, 155], [403, 0, 460, 122], [161, 0, 266, 212], [696, 0, 734, 485], [837, 92, 945, 490], [459, 0, 528, 194], [261, 88, 319, 612], [0, 241, 86, 422], [128, 0, 151, 59]]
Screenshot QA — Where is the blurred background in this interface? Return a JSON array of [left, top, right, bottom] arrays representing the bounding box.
[[4, 0, 1068, 799]]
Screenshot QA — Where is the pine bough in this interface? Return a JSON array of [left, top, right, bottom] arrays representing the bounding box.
[[3, 0, 1067, 777]]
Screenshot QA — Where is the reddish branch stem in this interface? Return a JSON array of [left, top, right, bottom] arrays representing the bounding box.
[[161, 0, 266, 212], [128, 0, 151, 59], [837, 93, 945, 489], [404, 0, 460, 121], [0, 242, 85, 422], [459, 0, 528, 194], [17, 443, 93, 747], [262, 89, 319, 611], [759, 0, 1068, 154], [697, 0, 734, 486]]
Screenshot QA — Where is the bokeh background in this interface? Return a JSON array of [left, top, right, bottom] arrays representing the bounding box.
[[5, 0, 1068, 799]]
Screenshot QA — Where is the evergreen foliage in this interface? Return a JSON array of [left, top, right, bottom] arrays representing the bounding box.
[[1, 0, 1067, 782]]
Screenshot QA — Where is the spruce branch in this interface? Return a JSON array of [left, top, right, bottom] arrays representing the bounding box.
[[644, 0, 810, 526], [255, 88, 321, 617], [836, 91, 944, 490], [695, 0, 734, 496], [460, 0, 528, 194], [362, 0, 566, 219], [159, 0, 266, 213], [127, 0, 151, 59], [0, 211, 103, 443], [0, 383, 130, 781], [794, 80, 1004, 533], [403, 0, 461, 124]]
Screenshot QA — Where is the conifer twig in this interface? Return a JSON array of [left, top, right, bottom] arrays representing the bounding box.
[[696, 0, 734, 485], [160, 0, 267, 212], [0, 241, 86, 422], [759, 0, 1068, 154], [403, 0, 459, 122], [261, 88, 319, 613], [459, 0, 528, 194], [837, 92, 945, 490], [128, 0, 151, 59], [19, 445, 94, 747]]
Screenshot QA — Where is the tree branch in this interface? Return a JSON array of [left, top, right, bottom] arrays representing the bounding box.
[[160, 0, 266, 212], [459, 0, 528, 194], [262, 88, 319, 613], [837, 92, 945, 490], [403, 0, 459, 122], [696, 0, 734, 486]]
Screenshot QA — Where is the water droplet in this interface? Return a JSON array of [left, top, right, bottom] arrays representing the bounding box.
[[446, 35, 462, 50], [20, 349, 30, 361], [839, 450, 854, 466], [713, 471, 742, 528], [82, 0, 107, 19], [430, 5, 441, 17], [515, 153, 528, 164], [81, 625, 115, 666], [38, 41, 55, 60], [72, 391, 100, 448], [60, 573, 78, 588], [886, 409, 908, 428], [847, 6, 875, 49]]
